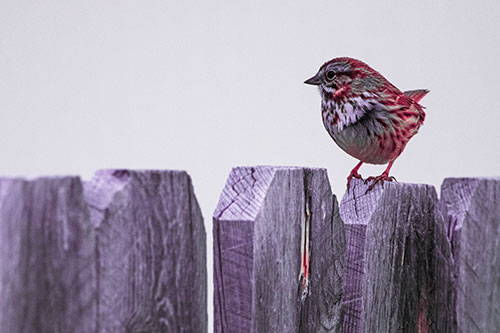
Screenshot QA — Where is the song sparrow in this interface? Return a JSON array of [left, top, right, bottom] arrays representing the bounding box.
[[305, 57, 429, 191]]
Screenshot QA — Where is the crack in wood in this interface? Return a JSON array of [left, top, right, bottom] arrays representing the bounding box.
[[299, 195, 311, 301]]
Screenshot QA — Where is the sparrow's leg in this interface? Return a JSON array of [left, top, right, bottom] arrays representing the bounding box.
[[347, 161, 363, 190], [364, 160, 397, 192]]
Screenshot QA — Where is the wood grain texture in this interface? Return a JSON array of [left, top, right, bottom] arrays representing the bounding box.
[[339, 179, 384, 333], [85, 169, 207, 332], [0, 170, 206, 333], [213, 166, 345, 333], [440, 178, 500, 332], [340, 179, 454, 332], [0, 177, 96, 333]]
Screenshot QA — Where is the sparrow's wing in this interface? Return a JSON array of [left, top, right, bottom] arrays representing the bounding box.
[[380, 87, 427, 122]]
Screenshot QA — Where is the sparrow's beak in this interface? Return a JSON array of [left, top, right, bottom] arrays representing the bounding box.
[[304, 73, 321, 85]]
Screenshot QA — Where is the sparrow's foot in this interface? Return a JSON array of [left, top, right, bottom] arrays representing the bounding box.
[[347, 170, 363, 191], [364, 173, 397, 193]]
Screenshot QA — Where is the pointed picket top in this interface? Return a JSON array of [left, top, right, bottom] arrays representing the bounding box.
[[339, 178, 385, 224], [0, 170, 207, 332], [214, 166, 310, 221], [339, 178, 453, 332], [440, 178, 481, 230], [213, 166, 344, 333], [440, 177, 500, 332]]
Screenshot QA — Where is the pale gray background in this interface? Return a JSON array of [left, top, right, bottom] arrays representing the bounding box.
[[1, 0, 499, 329]]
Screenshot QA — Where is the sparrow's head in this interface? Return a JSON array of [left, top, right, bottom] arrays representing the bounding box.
[[304, 57, 384, 98]]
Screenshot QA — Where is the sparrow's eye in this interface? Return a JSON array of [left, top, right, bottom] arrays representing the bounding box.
[[325, 71, 336, 81]]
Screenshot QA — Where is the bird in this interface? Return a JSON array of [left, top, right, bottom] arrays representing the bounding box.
[[304, 57, 429, 191]]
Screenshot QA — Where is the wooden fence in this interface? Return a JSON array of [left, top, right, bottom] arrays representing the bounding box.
[[0, 167, 498, 332], [0, 170, 206, 332], [213, 167, 499, 333]]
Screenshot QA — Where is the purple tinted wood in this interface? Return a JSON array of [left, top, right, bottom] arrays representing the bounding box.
[[0, 177, 96, 332], [0, 170, 206, 332], [441, 178, 500, 332], [213, 166, 345, 332], [84, 170, 207, 332], [339, 179, 385, 332], [340, 179, 454, 332]]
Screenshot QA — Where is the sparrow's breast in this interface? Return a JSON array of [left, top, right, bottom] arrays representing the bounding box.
[[330, 121, 392, 164], [322, 104, 419, 164]]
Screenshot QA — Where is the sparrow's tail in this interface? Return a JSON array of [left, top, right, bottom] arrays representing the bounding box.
[[404, 89, 430, 103]]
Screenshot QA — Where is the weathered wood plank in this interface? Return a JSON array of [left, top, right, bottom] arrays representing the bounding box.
[[84, 169, 207, 332], [339, 180, 384, 332], [0, 177, 96, 332], [440, 178, 500, 332], [213, 166, 345, 333], [340, 179, 454, 332], [0, 170, 207, 333]]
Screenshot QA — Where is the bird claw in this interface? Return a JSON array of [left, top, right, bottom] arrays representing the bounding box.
[[346, 171, 363, 191], [364, 174, 397, 193]]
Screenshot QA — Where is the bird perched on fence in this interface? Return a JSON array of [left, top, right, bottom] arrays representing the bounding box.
[[305, 57, 428, 191]]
